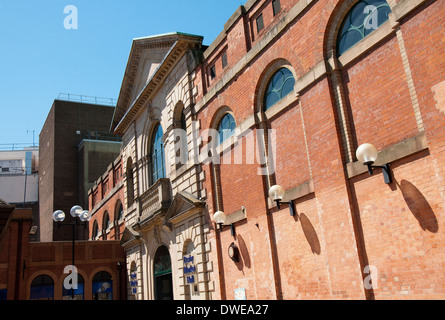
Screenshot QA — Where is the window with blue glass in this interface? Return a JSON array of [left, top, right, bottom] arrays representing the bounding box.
[[337, 0, 392, 56], [0, 289, 7, 300], [263, 67, 295, 111], [217, 113, 236, 144], [92, 271, 113, 300], [30, 275, 54, 300], [151, 124, 166, 184]]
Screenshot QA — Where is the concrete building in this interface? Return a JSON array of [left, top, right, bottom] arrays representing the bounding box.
[[39, 98, 122, 242], [0, 147, 39, 241], [0, 147, 39, 205]]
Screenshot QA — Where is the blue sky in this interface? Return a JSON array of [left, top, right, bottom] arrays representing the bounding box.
[[0, 0, 243, 149]]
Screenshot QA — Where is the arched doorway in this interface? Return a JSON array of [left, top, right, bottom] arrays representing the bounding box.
[[153, 245, 173, 300]]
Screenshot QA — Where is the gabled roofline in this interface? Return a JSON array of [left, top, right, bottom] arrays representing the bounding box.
[[110, 32, 203, 135]]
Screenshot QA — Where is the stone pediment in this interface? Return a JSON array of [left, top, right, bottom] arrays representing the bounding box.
[[164, 191, 205, 224], [111, 32, 203, 135], [120, 225, 141, 247]]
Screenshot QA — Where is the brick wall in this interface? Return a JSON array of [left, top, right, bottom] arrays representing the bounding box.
[[88, 156, 125, 241], [196, 0, 445, 300]]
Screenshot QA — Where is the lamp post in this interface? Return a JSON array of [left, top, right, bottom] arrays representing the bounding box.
[[268, 185, 296, 216], [213, 210, 236, 236], [53, 205, 91, 300], [356, 143, 393, 184]]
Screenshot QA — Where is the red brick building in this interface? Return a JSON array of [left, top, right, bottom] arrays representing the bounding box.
[[88, 155, 125, 242], [193, 0, 445, 300], [88, 0, 445, 300], [0, 199, 126, 300]]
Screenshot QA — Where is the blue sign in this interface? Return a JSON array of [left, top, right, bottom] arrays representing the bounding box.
[[183, 255, 196, 284], [130, 272, 138, 295]]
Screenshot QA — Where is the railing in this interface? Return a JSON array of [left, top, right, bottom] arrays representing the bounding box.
[[81, 130, 122, 142], [0, 143, 38, 151], [57, 93, 117, 106], [139, 178, 172, 224]]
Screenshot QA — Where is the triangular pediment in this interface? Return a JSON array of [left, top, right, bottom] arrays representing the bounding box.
[[165, 191, 205, 223], [111, 32, 203, 135], [120, 225, 141, 247], [129, 45, 172, 107]]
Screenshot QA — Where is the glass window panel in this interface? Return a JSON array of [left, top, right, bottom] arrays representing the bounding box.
[[264, 67, 295, 111], [272, 0, 281, 16], [154, 246, 172, 277], [256, 14, 264, 33], [337, 0, 392, 56], [217, 113, 236, 144], [30, 275, 54, 300], [151, 124, 166, 184]]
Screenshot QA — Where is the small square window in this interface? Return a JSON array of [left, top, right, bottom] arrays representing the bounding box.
[[272, 0, 281, 16], [221, 52, 228, 69], [210, 65, 216, 79], [256, 14, 264, 33]]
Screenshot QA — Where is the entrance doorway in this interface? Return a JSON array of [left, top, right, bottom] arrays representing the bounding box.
[[153, 245, 173, 300]]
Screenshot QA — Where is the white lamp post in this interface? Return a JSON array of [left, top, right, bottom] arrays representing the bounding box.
[[268, 185, 295, 216], [52, 205, 91, 299], [356, 143, 392, 184], [212, 210, 235, 236]]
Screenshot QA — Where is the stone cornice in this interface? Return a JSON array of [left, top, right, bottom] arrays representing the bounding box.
[[111, 33, 203, 135]]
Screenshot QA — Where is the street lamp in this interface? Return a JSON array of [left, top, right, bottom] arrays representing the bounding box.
[[268, 185, 296, 216], [53, 205, 91, 299], [213, 210, 235, 236], [356, 143, 393, 184]]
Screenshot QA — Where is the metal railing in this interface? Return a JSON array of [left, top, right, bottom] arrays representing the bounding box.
[[0, 143, 38, 151], [57, 93, 117, 106], [81, 130, 122, 142]]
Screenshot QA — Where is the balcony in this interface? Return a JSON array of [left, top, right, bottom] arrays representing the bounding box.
[[138, 178, 172, 227]]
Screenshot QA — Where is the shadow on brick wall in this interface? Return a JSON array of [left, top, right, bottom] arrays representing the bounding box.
[[398, 179, 439, 233], [299, 213, 321, 255]]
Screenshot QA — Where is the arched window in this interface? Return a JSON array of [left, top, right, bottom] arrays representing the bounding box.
[[103, 211, 109, 240], [126, 157, 134, 206], [174, 106, 189, 167], [151, 124, 166, 184], [30, 275, 54, 300], [116, 201, 123, 222], [92, 220, 99, 240], [114, 201, 123, 240], [217, 113, 236, 144], [337, 0, 392, 56], [263, 67, 295, 111], [92, 271, 113, 300]]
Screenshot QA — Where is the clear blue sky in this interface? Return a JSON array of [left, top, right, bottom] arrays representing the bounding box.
[[0, 0, 243, 149]]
